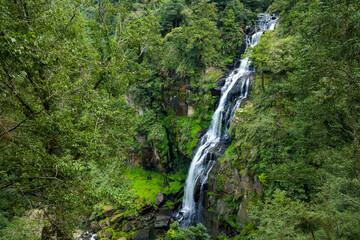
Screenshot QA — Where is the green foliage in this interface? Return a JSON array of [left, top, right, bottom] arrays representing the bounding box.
[[0, 0, 138, 236], [162, 1, 221, 76], [158, 0, 185, 34], [0, 210, 44, 240], [249, 190, 317, 240], [176, 112, 212, 157], [164, 221, 210, 240]]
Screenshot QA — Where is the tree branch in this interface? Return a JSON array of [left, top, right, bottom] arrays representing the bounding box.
[[0, 108, 45, 139]]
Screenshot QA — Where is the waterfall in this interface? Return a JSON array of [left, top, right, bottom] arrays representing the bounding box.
[[177, 14, 277, 226]]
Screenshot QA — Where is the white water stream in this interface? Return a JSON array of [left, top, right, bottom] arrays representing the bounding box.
[[178, 14, 277, 226]]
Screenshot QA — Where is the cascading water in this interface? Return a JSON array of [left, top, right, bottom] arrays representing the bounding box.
[[177, 14, 277, 226]]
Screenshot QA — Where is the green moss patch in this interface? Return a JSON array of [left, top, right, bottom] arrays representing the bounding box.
[[123, 166, 165, 203]]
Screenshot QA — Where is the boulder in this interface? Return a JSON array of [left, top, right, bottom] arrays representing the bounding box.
[[102, 206, 116, 218], [102, 230, 113, 239], [89, 222, 101, 232], [195, 128, 207, 139], [131, 228, 150, 240], [155, 215, 171, 228], [156, 193, 164, 206], [110, 213, 124, 224], [187, 106, 195, 116]]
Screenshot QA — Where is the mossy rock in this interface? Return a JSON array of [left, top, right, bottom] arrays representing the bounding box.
[[101, 206, 116, 218], [110, 213, 124, 223]]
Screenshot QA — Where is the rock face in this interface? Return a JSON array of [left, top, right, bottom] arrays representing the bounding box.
[[170, 96, 188, 116], [193, 175, 207, 202], [155, 215, 171, 228], [88, 194, 173, 240], [203, 159, 263, 237], [131, 228, 150, 240]]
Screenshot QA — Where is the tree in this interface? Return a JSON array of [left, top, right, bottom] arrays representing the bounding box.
[[158, 0, 185, 35], [249, 190, 318, 240], [295, 0, 360, 179], [0, 0, 137, 237], [165, 221, 210, 240], [162, 1, 221, 76]]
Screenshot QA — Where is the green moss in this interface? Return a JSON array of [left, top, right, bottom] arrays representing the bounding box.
[[110, 213, 124, 223], [123, 166, 165, 203]]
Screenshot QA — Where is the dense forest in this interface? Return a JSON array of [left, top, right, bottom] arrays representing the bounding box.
[[0, 0, 359, 239]]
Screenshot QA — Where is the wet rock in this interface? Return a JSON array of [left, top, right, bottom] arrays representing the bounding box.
[[245, 25, 256, 35], [238, 40, 248, 56], [204, 151, 217, 163], [227, 74, 255, 103], [131, 228, 150, 240], [195, 128, 207, 139], [194, 175, 207, 202], [156, 193, 164, 206], [207, 142, 228, 158], [155, 215, 171, 228], [210, 78, 226, 96], [140, 212, 154, 222]]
